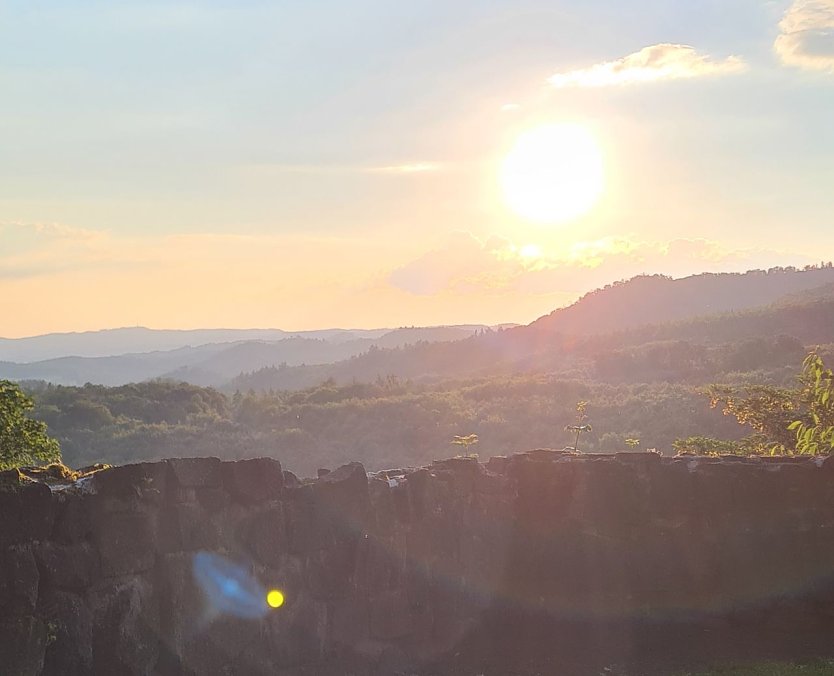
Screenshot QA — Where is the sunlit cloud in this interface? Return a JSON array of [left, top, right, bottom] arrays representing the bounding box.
[[547, 44, 748, 88], [235, 162, 442, 176], [365, 162, 442, 174], [775, 0, 834, 71], [500, 103, 521, 112], [388, 233, 814, 299], [0, 220, 101, 242]]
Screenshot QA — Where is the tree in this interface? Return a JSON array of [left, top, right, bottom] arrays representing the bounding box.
[[788, 351, 834, 455], [451, 434, 479, 453], [0, 380, 61, 470], [565, 400, 592, 451], [694, 351, 834, 456]]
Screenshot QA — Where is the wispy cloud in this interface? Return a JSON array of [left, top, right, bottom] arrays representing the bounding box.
[[388, 233, 813, 298], [364, 162, 442, 174], [0, 220, 101, 241], [235, 162, 442, 177], [547, 44, 747, 88], [775, 0, 834, 71]]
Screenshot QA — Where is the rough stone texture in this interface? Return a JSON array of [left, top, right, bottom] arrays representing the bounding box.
[[3, 452, 834, 674], [223, 457, 284, 504]]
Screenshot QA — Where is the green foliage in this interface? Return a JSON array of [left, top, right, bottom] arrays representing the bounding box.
[[451, 434, 479, 449], [23, 376, 745, 476], [681, 659, 834, 676], [705, 383, 798, 453], [565, 401, 592, 451], [788, 351, 834, 455], [0, 380, 61, 470], [689, 351, 834, 456], [672, 435, 746, 456]]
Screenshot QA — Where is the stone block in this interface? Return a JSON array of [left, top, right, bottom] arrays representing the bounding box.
[[88, 575, 160, 675], [52, 495, 93, 544], [0, 615, 47, 676], [34, 541, 98, 591], [92, 462, 167, 503], [167, 457, 222, 489], [369, 589, 413, 640], [241, 505, 287, 566], [94, 511, 157, 576], [0, 471, 55, 546], [41, 591, 93, 676], [0, 545, 39, 614], [223, 457, 283, 504], [157, 503, 219, 553]]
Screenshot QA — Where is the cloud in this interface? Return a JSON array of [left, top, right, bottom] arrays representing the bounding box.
[[775, 0, 834, 71], [0, 220, 101, 241], [388, 233, 814, 299], [365, 162, 442, 174], [547, 44, 748, 88]]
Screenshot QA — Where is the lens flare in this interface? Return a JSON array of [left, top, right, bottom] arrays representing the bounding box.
[[192, 551, 269, 620], [266, 589, 285, 609]]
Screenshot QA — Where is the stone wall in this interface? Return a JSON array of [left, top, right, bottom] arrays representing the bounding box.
[[3, 451, 834, 675]]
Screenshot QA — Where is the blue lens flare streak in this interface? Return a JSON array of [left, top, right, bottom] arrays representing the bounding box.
[[192, 551, 269, 620]]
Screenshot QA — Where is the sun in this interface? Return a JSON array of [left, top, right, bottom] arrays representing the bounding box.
[[501, 124, 604, 224]]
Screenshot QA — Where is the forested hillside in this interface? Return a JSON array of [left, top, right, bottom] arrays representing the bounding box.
[[16, 266, 834, 476], [231, 287, 834, 392], [25, 377, 746, 477]]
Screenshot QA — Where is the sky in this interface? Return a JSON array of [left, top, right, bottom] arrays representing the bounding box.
[[2, 0, 833, 337]]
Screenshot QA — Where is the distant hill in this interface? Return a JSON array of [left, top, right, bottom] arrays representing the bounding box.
[[0, 325, 498, 386], [529, 267, 834, 336], [0, 326, 399, 363], [230, 268, 834, 391]]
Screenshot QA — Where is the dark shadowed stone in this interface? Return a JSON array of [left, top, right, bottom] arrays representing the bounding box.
[[223, 457, 283, 504], [523, 448, 577, 462], [89, 575, 160, 675], [615, 451, 661, 466], [432, 456, 481, 476], [306, 537, 362, 600], [317, 468, 331, 478], [41, 591, 93, 676], [167, 457, 222, 488], [52, 494, 93, 544], [0, 615, 47, 676], [311, 462, 371, 531], [158, 503, 219, 553], [92, 462, 168, 502], [241, 505, 287, 566], [34, 541, 98, 591], [405, 469, 433, 521], [196, 487, 230, 514], [0, 545, 39, 613], [486, 455, 510, 474], [94, 511, 157, 576], [368, 478, 396, 535], [283, 470, 302, 489], [330, 595, 370, 647], [369, 589, 413, 639], [265, 592, 328, 668], [0, 471, 55, 546]]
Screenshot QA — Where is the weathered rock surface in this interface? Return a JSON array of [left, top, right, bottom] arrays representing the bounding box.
[[2, 452, 834, 674]]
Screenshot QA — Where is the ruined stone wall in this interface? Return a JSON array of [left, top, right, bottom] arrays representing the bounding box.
[[3, 451, 834, 675]]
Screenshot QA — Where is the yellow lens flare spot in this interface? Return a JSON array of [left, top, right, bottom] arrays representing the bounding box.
[[266, 589, 285, 609]]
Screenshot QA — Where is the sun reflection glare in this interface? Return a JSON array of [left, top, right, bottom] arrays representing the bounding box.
[[501, 124, 604, 224]]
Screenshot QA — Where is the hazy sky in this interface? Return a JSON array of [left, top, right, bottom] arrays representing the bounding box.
[[2, 0, 833, 337]]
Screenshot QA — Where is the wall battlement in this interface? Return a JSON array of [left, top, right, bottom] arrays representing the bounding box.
[[3, 450, 834, 675]]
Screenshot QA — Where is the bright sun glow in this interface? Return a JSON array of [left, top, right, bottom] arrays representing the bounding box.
[[501, 124, 604, 224]]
